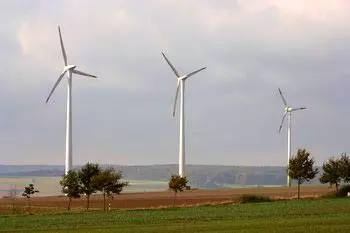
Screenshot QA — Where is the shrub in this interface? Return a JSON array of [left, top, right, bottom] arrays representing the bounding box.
[[338, 184, 350, 197], [238, 194, 272, 204], [322, 184, 350, 198]]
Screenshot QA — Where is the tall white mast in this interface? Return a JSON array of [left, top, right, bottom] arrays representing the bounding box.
[[287, 112, 291, 187], [65, 71, 73, 175], [161, 52, 206, 178], [179, 80, 185, 177]]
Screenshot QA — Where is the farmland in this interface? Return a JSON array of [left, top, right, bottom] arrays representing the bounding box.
[[0, 186, 330, 215], [1, 198, 350, 232]]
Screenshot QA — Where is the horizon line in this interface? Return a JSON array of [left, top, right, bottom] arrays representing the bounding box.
[[0, 163, 295, 167]]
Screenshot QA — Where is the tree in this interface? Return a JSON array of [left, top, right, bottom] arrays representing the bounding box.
[[8, 185, 17, 199], [59, 170, 81, 210], [78, 162, 101, 210], [93, 167, 129, 211], [288, 149, 318, 199], [319, 157, 342, 193], [339, 153, 350, 183], [22, 184, 39, 213], [168, 175, 188, 206]]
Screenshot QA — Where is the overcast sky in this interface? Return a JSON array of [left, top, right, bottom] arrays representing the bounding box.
[[1, 0, 350, 166]]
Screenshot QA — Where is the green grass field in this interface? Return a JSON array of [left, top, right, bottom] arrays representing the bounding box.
[[1, 198, 350, 232]]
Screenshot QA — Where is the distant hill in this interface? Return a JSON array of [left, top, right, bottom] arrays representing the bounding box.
[[0, 164, 323, 188], [0, 165, 63, 174]]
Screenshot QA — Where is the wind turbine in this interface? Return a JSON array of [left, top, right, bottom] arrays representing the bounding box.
[[46, 26, 97, 175], [162, 52, 206, 178], [278, 88, 306, 187]]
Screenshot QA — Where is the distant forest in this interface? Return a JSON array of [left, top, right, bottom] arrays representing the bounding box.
[[0, 164, 323, 188]]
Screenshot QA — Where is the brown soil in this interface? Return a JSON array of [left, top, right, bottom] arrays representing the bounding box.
[[0, 186, 332, 215]]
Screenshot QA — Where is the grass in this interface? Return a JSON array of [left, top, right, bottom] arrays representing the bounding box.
[[1, 198, 350, 232]]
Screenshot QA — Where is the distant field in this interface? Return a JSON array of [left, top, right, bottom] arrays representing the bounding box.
[[1, 198, 349, 232], [0, 177, 291, 197], [0, 177, 168, 197]]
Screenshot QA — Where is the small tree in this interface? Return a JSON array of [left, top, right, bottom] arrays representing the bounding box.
[[78, 163, 101, 210], [94, 167, 129, 211], [22, 184, 39, 213], [168, 175, 188, 206], [8, 185, 17, 199], [339, 153, 350, 183], [288, 149, 318, 199], [319, 158, 342, 193], [59, 170, 81, 210]]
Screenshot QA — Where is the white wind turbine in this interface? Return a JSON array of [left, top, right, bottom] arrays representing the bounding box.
[[278, 88, 306, 187], [46, 26, 97, 175], [162, 52, 206, 178]]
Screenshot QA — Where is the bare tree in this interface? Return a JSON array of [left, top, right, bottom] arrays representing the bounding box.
[[8, 185, 17, 214]]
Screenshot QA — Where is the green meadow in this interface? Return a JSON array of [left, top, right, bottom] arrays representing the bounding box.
[[1, 198, 350, 232]]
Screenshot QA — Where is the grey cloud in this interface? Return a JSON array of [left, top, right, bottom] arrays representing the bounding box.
[[0, 1, 350, 166]]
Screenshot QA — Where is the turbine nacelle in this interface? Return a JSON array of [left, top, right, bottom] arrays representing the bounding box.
[[64, 64, 77, 71], [177, 73, 198, 81]]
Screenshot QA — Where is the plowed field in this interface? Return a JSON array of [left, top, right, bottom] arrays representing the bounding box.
[[0, 186, 331, 215]]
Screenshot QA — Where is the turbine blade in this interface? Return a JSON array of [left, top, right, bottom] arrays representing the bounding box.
[[279, 112, 287, 132], [46, 70, 67, 103], [58, 26, 67, 66], [185, 67, 207, 79], [291, 107, 307, 112], [161, 52, 180, 77], [72, 69, 97, 78], [172, 81, 180, 117], [278, 88, 288, 107]]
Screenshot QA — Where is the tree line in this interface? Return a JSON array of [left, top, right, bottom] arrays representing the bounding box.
[[167, 149, 350, 202], [17, 151, 350, 213], [288, 149, 350, 199], [59, 162, 129, 210]]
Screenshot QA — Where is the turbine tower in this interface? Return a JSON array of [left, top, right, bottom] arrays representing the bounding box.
[[46, 26, 97, 175], [162, 52, 206, 178], [278, 88, 306, 187]]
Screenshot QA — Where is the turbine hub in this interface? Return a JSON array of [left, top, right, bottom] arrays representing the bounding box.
[[285, 106, 292, 112]]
